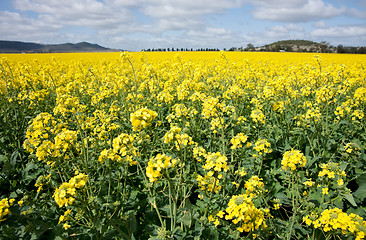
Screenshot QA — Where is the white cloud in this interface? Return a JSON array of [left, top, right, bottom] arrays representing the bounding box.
[[346, 8, 366, 19], [252, 0, 346, 22], [0, 11, 62, 42], [13, 0, 133, 29], [2, 0, 366, 50], [140, 0, 243, 18], [267, 24, 304, 34], [311, 25, 366, 38], [313, 21, 327, 28]]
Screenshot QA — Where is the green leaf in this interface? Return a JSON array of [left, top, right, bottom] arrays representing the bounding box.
[[334, 197, 344, 209], [306, 156, 321, 169], [0, 155, 8, 163], [127, 212, 137, 235], [339, 161, 348, 171], [10, 149, 19, 168], [344, 193, 357, 207], [354, 175, 366, 201], [180, 210, 192, 228], [356, 173, 366, 185]]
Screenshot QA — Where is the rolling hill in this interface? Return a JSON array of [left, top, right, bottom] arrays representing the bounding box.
[[0, 40, 119, 53]]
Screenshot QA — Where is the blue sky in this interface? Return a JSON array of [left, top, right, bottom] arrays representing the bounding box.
[[1, 0, 365, 51]]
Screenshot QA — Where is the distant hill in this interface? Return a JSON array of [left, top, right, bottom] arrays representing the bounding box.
[[0, 40, 120, 53], [256, 40, 326, 52]]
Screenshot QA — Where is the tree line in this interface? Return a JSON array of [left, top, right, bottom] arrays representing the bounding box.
[[141, 48, 220, 52]]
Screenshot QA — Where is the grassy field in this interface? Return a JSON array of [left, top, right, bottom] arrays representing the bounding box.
[[0, 51, 365, 239]]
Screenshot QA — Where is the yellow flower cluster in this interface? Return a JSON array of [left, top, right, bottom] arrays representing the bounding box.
[[253, 138, 272, 157], [58, 209, 72, 229], [24, 111, 78, 164], [354, 87, 366, 103], [196, 151, 228, 195], [53, 94, 84, 117], [344, 142, 361, 155], [210, 117, 225, 133], [163, 126, 195, 150], [146, 154, 177, 182], [23, 112, 58, 154], [197, 174, 222, 194], [304, 208, 366, 240], [113, 133, 138, 159], [193, 146, 207, 162], [0, 198, 15, 222], [304, 178, 315, 187], [318, 162, 346, 186], [130, 107, 158, 131], [295, 106, 322, 127], [273, 101, 286, 113], [203, 152, 229, 174], [54, 172, 88, 207], [98, 133, 138, 165], [34, 173, 51, 192], [315, 86, 335, 104], [208, 214, 220, 226], [230, 133, 250, 149], [201, 97, 226, 119], [250, 108, 265, 124], [244, 176, 264, 195], [54, 129, 78, 153], [281, 149, 306, 171], [224, 194, 267, 233]]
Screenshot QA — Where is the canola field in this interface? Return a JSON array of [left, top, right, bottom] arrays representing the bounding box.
[[0, 51, 365, 239]]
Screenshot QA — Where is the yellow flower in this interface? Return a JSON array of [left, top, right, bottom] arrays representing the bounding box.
[[214, 219, 220, 226], [307, 208, 366, 239], [281, 149, 306, 171], [0, 198, 15, 222], [225, 194, 267, 232], [217, 211, 225, 218], [54, 172, 87, 207], [230, 133, 248, 149], [146, 154, 177, 183], [130, 108, 158, 131], [337, 179, 344, 186], [197, 174, 222, 193], [244, 176, 264, 195], [203, 152, 229, 173], [251, 108, 265, 124], [253, 138, 272, 156], [63, 223, 71, 230], [304, 179, 315, 187]]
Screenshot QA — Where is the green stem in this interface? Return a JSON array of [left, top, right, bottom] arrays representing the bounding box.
[[204, 176, 217, 219], [136, 160, 165, 228], [168, 178, 176, 231], [287, 174, 298, 240]]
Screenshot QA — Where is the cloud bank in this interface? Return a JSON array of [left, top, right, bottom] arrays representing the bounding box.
[[0, 0, 365, 50]]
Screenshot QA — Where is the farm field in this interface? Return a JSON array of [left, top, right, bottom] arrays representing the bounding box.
[[0, 51, 365, 239]]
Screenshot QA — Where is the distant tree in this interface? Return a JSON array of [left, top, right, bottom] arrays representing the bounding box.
[[337, 45, 344, 53], [285, 45, 293, 52], [319, 41, 330, 53], [350, 47, 358, 54], [245, 43, 255, 51], [357, 47, 366, 54]]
